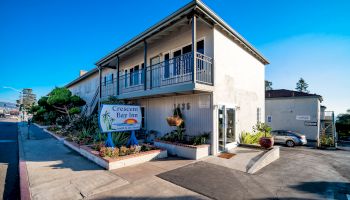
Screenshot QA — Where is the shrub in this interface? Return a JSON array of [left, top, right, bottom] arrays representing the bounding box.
[[240, 131, 271, 144], [99, 147, 119, 158], [320, 134, 335, 147]]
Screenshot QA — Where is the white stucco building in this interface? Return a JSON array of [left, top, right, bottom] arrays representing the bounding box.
[[265, 89, 335, 142], [65, 0, 269, 155]]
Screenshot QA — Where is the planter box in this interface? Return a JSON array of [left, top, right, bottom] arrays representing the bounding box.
[[64, 142, 167, 170], [40, 125, 168, 170], [33, 123, 50, 129], [63, 140, 81, 153], [154, 140, 210, 160], [43, 129, 66, 142]]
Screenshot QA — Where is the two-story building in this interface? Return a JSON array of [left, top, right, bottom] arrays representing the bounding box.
[[65, 0, 269, 155]]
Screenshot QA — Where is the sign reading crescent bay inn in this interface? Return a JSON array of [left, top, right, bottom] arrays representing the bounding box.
[[99, 104, 142, 132]]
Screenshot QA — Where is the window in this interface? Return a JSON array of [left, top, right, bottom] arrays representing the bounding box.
[[103, 76, 107, 86], [267, 115, 272, 123], [164, 53, 170, 78], [182, 45, 192, 73], [257, 107, 261, 123], [124, 70, 128, 88], [173, 50, 181, 76], [141, 63, 145, 84], [141, 107, 145, 128], [133, 65, 139, 85], [197, 40, 204, 54], [130, 68, 134, 86]]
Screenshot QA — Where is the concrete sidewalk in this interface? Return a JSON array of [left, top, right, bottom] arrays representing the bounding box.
[[18, 123, 129, 200], [19, 123, 208, 200]]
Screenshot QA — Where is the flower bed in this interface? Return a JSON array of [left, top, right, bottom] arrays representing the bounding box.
[[66, 142, 167, 170], [154, 139, 210, 160], [43, 126, 167, 170]]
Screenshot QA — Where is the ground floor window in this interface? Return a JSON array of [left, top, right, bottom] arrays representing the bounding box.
[[141, 107, 145, 128]]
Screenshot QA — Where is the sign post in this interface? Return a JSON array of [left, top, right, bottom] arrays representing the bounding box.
[[99, 104, 142, 148]]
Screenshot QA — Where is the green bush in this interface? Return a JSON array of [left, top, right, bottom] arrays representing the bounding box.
[[320, 134, 335, 147], [240, 131, 271, 144]]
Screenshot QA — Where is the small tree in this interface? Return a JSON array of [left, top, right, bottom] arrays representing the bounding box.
[[295, 78, 309, 93], [47, 87, 85, 121], [265, 80, 273, 91]]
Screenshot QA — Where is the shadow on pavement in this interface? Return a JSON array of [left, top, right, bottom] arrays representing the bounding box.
[[0, 121, 19, 200], [19, 122, 104, 172]]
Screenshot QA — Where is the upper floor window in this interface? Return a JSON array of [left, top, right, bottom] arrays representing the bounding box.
[[197, 40, 204, 54]]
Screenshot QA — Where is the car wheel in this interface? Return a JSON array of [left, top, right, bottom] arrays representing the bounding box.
[[286, 140, 295, 147]]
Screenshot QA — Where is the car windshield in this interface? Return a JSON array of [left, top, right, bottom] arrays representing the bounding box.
[[286, 131, 303, 137]]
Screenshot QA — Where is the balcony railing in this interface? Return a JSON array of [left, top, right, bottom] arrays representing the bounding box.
[[101, 79, 117, 98], [101, 52, 213, 97], [320, 111, 334, 121]]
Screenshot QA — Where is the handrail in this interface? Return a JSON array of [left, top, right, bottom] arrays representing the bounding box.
[[90, 85, 100, 107]]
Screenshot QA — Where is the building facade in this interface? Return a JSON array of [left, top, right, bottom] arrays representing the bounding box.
[[265, 89, 335, 142], [65, 0, 268, 155]]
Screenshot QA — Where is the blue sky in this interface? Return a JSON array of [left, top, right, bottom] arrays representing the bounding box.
[[0, 0, 349, 114]]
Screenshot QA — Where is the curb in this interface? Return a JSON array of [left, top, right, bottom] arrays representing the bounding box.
[[247, 146, 280, 174], [18, 123, 31, 200]]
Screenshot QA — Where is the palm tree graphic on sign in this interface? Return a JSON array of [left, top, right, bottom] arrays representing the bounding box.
[[102, 110, 114, 130]]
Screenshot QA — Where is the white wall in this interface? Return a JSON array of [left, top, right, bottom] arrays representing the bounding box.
[[137, 93, 213, 138], [265, 97, 321, 140], [118, 19, 214, 73], [212, 27, 265, 147], [67, 72, 99, 105]]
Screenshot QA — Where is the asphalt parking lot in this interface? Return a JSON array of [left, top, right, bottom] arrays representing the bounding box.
[[158, 146, 350, 200]]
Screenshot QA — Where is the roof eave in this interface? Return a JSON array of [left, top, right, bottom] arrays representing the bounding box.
[[64, 68, 99, 88], [95, 0, 269, 66]]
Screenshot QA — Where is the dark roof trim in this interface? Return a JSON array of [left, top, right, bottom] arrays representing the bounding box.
[[64, 68, 98, 88], [266, 89, 323, 101], [95, 0, 269, 66]]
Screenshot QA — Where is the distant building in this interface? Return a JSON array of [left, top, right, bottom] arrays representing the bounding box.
[[265, 89, 335, 141]]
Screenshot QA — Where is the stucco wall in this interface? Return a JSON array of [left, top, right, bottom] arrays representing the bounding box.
[[212, 27, 265, 141], [118, 19, 214, 73], [265, 97, 321, 140], [137, 93, 213, 138], [67, 72, 99, 105]]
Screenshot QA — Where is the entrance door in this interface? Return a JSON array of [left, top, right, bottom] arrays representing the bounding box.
[[218, 106, 236, 152]]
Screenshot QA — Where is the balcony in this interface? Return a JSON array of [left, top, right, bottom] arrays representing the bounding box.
[[320, 111, 334, 121], [101, 79, 117, 98], [101, 52, 213, 99]]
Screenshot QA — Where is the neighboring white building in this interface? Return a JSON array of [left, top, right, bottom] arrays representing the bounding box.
[[65, 69, 100, 115], [65, 0, 268, 155], [265, 89, 335, 142]]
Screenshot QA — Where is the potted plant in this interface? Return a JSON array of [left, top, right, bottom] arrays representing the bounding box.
[[166, 107, 184, 127], [254, 123, 274, 149]]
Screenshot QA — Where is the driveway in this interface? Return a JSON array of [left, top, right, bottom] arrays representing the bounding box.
[[0, 119, 19, 200], [158, 147, 350, 200]]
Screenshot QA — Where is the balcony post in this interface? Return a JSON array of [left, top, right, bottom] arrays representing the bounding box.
[[98, 65, 102, 110], [116, 55, 120, 95], [192, 14, 197, 83], [144, 40, 147, 90]]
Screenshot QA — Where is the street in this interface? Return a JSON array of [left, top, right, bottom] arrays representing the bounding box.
[[0, 118, 19, 200]]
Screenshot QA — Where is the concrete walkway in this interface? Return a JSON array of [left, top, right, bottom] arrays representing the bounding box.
[[203, 147, 265, 173], [18, 123, 129, 200], [19, 124, 208, 200]]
